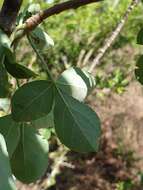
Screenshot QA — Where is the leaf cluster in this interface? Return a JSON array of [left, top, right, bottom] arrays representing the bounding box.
[[0, 3, 101, 187]]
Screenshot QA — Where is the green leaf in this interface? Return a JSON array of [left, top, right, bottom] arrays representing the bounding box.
[[29, 27, 54, 50], [137, 28, 143, 45], [4, 54, 37, 79], [0, 38, 36, 79], [56, 67, 96, 102], [0, 115, 20, 158], [54, 88, 101, 153], [0, 45, 5, 61], [32, 110, 54, 129], [135, 55, 143, 84], [12, 80, 54, 122], [0, 133, 17, 190], [11, 124, 49, 184], [0, 61, 10, 98]]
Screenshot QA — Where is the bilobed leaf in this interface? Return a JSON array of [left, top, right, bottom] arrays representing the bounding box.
[[29, 27, 54, 50], [0, 115, 20, 158], [56, 67, 96, 102], [12, 80, 54, 122], [137, 28, 143, 45], [135, 55, 143, 84], [54, 87, 101, 153], [0, 133, 17, 190], [11, 124, 49, 183]]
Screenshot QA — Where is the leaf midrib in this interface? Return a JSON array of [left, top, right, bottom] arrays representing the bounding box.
[[55, 86, 95, 150]]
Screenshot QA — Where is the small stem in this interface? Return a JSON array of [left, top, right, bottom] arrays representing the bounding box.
[[8, 0, 102, 41], [27, 35, 54, 81]]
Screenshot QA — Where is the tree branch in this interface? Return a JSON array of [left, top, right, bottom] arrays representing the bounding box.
[[0, 0, 23, 34], [88, 0, 139, 73], [25, 0, 103, 31]]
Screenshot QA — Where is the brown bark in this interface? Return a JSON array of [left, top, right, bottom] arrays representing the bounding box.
[[26, 0, 103, 31], [0, 0, 23, 34]]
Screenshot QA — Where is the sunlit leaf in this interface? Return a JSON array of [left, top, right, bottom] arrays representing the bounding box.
[[56, 67, 96, 101]]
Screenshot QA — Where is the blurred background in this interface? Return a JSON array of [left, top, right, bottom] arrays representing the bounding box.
[[1, 0, 143, 189]]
